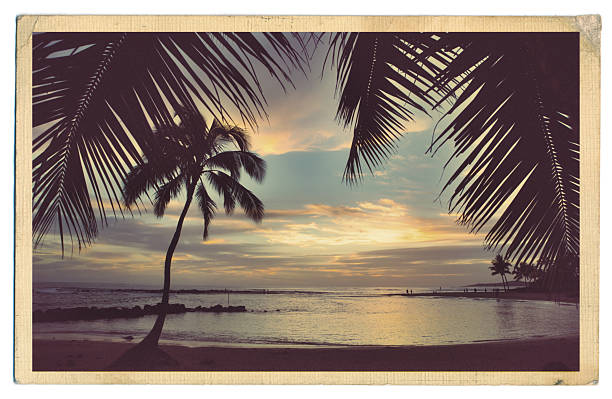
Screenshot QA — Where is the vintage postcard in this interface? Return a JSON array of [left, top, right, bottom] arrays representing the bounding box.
[[14, 15, 600, 384]]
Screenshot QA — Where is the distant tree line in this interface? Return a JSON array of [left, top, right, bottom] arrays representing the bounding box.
[[489, 254, 579, 293]]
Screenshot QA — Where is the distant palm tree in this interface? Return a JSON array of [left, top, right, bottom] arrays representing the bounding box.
[[490, 254, 512, 292], [111, 107, 265, 367], [513, 262, 533, 289], [325, 33, 579, 287], [525, 266, 539, 288]]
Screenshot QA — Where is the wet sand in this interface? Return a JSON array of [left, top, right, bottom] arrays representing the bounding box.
[[32, 336, 579, 371]]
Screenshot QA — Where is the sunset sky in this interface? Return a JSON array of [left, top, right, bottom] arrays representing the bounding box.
[[33, 43, 500, 289]]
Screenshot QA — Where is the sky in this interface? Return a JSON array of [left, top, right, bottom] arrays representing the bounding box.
[[33, 39, 501, 289]]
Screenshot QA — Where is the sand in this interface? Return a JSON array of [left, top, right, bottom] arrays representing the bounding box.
[[32, 336, 579, 371]]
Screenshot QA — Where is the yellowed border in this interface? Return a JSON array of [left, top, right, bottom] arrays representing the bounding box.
[[14, 15, 600, 385]]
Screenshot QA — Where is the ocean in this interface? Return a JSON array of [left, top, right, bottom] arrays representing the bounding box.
[[33, 284, 579, 348]]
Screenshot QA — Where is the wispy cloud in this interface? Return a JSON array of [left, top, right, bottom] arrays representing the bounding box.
[[34, 238, 493, 287], [252, 199, 485, 251]]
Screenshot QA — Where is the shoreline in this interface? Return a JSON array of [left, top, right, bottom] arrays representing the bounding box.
[[32, 331, 575, 349], [33, 335, 579, 371], [395, 291, 579, 303]]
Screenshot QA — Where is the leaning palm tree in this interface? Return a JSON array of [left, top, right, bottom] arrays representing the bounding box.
[[490, 254, 512, 292], [325, 33, 579, 288], [109, 107, 265, 369]]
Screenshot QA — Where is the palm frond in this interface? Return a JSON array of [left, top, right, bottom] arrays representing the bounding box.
[[206, 120, 252, 153], [195, 181, 217, 240], [206, 171, 237, 215], [229, 180, 265, 223], [33, 32, 306, 252], [207, 170, 264, 222], [153, 175, 185, 218], [205, 151, 266, 182], [326, 33, 441, 183], [122, 161, 175, 208], [428, 33, 579, 272], [328, 33, 579, 285]]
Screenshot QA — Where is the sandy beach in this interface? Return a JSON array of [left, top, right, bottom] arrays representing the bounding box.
[[32, 336, 579, 371]]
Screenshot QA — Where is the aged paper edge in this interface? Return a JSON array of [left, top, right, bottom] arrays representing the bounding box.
[[14, 15, 600, 385]]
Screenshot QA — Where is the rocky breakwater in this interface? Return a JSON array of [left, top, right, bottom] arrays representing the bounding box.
[[33, 303, 247, 322]]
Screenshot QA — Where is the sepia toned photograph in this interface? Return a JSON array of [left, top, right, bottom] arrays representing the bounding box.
[[14, 15, 600, 384]]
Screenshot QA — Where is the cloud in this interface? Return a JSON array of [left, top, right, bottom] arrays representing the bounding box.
[[253, 199, 485, 250], [252, 128, 353, 156], [263, 204, 366, 219], [34, 241, 495, 288], [247, 61, 432, 157]]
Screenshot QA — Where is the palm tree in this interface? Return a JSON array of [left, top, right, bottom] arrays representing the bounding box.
[[32, 33, 306, 255], [325, 33, 579, 287], [513, 262, 533, 289], [490, 254, 512, 292], [109, 107, 265, 368], [525, 266, 539, 288]]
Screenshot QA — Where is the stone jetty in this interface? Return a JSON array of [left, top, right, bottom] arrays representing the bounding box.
[[33, 303, 247, 323]]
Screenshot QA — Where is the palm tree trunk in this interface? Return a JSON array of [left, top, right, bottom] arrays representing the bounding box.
[[139, 180, 196, 347]]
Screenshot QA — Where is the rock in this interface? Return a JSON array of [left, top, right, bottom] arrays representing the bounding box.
[[33, 302, 248, 322]]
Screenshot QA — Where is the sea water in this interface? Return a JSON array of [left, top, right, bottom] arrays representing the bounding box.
[[33, 285, 579, 347]]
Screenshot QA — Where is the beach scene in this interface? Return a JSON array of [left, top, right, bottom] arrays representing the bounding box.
[[31, 32, 580, 371]]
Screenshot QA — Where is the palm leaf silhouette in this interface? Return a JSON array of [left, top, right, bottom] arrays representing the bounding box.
[[329, 33, 579, 280], [325, 32, 447, 182], [427, 33, 579, 270], [33, 32, 307, 254]]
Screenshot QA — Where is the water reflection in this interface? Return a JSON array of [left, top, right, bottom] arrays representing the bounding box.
[[33, 287, 579, 347]]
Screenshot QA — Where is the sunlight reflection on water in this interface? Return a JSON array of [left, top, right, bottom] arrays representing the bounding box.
[[33, 286, 579, 347]]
